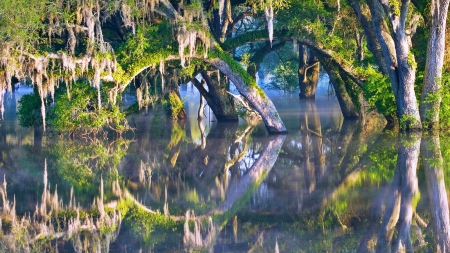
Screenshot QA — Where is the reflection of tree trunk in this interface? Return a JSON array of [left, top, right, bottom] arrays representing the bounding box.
[[393, 133, 420, 252], [198, 118, 206, 150], [376, 133, 421, 253], [34, 127, 43, 149], [357, 186, 388, 252], [376, 158, 401, 253], [211, 135, 286, 215], [300, 101, 325, 193], [298, 46, 320, 99], [185, 122, 239, 182], [300, 105, 313, 193], [332, 120, 360, 168], [300, 119, 363, 211], [422, 134, 450, 252]]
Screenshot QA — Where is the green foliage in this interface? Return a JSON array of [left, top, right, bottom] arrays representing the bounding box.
[[221, 30, 291, 51], [163, 92, 185, 119], [267, 60, 298, 92], [389, 0, 401, 16], [17, 81, 130, 133], [17, 88, 44, 127], [407, 52, 417, 71], [240, 52, 255, 71], [437, 72, 450, 129], [0, 0, 46, 48], [46, 138, 129, 195], [361, 67, 397, 121], [49, 82, 128, 132]]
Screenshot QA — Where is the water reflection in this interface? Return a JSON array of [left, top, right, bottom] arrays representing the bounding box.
[[2, 92, 450, 252], [422, 134, 450, 252]]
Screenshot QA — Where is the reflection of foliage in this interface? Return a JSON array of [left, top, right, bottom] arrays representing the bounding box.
[[48, 139, 129, 193], [439, 134, 450, 187], [123, 202, 181, 247], [166, 122, 188, 150]]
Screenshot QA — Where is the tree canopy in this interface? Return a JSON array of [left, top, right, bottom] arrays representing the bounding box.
[[0, 0, 449, 131]]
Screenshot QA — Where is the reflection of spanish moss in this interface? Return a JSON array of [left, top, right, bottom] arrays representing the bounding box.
[[183, 210, 217, 250], [0, 161, 121, 252], [139, 160, 153, 187]]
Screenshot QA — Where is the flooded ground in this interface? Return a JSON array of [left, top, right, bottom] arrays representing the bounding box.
[[0, 84, 449, 252]]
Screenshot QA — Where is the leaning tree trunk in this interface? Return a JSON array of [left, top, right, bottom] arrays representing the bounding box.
[[191, 71, 238, 121], [420, 0, 450, 128], [376, 164, 401, 252], [210, 134, 286, 215], [298, 45, 320, 99], [207, 57, 287, 134], [321, 58, 363, 119]]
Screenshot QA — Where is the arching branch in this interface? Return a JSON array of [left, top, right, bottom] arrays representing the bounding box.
[[221, 29, 366, 87]]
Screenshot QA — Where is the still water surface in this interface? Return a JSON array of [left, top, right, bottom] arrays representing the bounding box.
[[0, 85, 449, 252]]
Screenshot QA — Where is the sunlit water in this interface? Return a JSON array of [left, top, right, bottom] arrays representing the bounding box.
[[1, 84, 449, 252]]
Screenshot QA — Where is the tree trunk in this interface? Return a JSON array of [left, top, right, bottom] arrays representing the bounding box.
[[207, 58, 287, 134], [355, 29, 365, 62], [394, 29, 422, 130], [419, 0, 450, 128], [298, 46, 320, 99], [347, 0, 389, 75], [321, 58, 363, 119], [191, 71, 238, 121], [198, 92, 205, 120], [353, 0, 422, 130]]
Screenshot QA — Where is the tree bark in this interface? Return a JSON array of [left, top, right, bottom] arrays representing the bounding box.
[[298, 46, 320, 99], [419, 0, 450, 128], [352, 0, 421, 129], [190, 71, 238, 121], [207, 58, 287, 134], [347, 0, 389, 75], [321, 57, 363, 119]]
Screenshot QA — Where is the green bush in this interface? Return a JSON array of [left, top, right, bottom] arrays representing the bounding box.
[[361, 67, 397, 121]]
